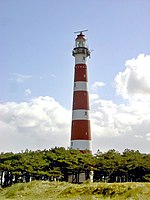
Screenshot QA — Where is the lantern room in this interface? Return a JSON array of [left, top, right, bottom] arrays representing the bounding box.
[[75, 32, 87, 48], [72, 31, 90, 57]]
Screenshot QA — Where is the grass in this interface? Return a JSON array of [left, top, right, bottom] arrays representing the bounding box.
[[0, 181, 150, 200]]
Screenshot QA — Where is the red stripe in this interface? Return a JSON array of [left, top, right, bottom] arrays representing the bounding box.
[[71, 120, 91, 140], [74, 64, 88, 82], [72, 91, 89, 110]]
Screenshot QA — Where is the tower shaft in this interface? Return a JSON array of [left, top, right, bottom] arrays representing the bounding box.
[[71, 32, 92, 152]]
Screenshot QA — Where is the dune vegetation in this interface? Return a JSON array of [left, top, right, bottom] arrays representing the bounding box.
[[0, 180, 150, 200], [0, 147, 150, 185], [0, 148, 150, 199]]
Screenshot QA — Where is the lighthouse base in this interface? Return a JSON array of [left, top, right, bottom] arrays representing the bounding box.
[[67, 170, 91, 183]]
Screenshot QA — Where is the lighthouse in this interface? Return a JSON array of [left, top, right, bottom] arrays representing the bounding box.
[[70, 30, 92, 152]]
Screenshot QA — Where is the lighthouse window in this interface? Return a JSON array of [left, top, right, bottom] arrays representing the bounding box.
[[79, 41, 82, 47], [74, 83, 76, 88], [76, 41, 82, 47], [83, 74, 86, 78], [85, 111, 87, 116], [76, 40, 85, 47], [83, 41, 86, 47]]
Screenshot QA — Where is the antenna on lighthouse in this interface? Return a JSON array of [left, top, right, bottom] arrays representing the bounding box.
[[74, 29, 88, 34]]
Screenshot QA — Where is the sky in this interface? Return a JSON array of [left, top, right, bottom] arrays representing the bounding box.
[[0, 0, 150, 154]]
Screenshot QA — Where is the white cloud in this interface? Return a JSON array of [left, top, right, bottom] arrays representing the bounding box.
[[146, 133, 150, 141], [0, 96, 71, 152], [90, 96, 150, 153], [115, 54, 150, 100], [89, 93, 99, 102], [91, 81, 105, 91], [134, 135, 143, 139], [24, 89, 32, 96], [11, 73, 32, 83], [0, 94, 150, 153]]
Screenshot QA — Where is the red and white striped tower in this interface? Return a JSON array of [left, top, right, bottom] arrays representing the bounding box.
[[71, 30, 92, 152]]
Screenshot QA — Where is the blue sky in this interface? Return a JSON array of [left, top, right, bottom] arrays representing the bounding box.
[[0, 0, 150, 153]]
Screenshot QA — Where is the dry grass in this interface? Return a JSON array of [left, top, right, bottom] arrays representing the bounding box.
[[0, 181, 150, 200]]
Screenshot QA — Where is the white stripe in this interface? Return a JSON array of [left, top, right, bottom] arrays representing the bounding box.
[[75, 54, 87, 64], [74, 81, 88, 91], [72, 109, 89, 120], [71, 140, 92, 151]]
